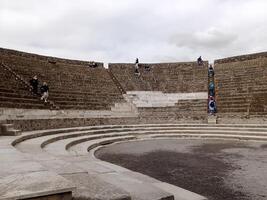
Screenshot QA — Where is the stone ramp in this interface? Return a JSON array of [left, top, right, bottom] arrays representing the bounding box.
[[97, 172, 173, 200], [0, 171, 74, 200], [0, 145, 133, 200], [62, 173, 131, 200], [154, 182, 206, 200], [0, 138, 139, 200], [0, 140, 74, 200]]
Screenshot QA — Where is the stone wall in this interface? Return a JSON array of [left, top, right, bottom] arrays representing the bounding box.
[[7, 116, 206, 131], [7, 117, 136, 131]]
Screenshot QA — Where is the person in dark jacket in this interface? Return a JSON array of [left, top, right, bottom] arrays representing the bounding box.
[[29, 75, 39, 94], [208, 96, 217, 114], [197, 56, 203, 66], [40, 82, 49, 103], [135, 58, 140, 76], [209, 82, 215, 96], [208, 65, 214, 77]]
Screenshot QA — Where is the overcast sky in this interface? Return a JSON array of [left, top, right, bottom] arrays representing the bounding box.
[[1, 0, 267, 64]]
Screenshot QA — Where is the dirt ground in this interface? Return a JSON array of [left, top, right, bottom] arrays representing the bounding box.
[[95, 139, 267, 200]]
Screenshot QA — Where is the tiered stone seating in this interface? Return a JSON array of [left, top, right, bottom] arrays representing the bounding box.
[[110, 62, 208, 122], [0, 64, 48, 109], [214, 52, 267, 117], [3, 46, 267, 199], [109, 62, 208, 92], [5, 124, 267, 200], [0, 48, 125, 110], [126, 91, 207, 123]]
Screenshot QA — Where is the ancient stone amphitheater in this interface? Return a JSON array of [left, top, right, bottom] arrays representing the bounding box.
[[1, 47, 267, 200]]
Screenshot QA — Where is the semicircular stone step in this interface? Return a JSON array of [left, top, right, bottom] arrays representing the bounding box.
[[43, 132, 137, 156], [13, 124, 205, 146], [14, 126, 180, 155], [37, 127, 243, 155], [14, 124, 267, 158], [150, 133, 267, 141], [67, 129, 267, 156], [69, 135, 139, 156], [39, 126, 267, 153], [14, 125, 163, 148]]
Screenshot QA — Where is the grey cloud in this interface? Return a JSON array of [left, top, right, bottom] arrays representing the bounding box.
[[0, 0, 267, 63], [170, 28, 238, 50]]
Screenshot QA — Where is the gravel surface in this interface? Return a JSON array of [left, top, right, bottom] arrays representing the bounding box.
[[95, 139, 267, 200]]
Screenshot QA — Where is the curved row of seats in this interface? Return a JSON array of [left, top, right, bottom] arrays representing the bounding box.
[[1, 124, 267, 200], [14, 124, 267, 154]]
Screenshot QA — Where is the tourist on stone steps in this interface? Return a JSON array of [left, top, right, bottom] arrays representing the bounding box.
[[208, 65, 214, 77], [40, 82, 49, 103], [208, 96, 216, 114], [197, 56, 203, 66], [144, 64, 150, 71], [89, 61, 97, 68], [29, 75, 39, 94], [209, 82, 215, 96], [135, 58, 140, 77]]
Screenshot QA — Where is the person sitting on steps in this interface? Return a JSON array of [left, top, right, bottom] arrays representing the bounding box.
[[135, 58, 140, 77], [197, 56, 203, 66], [208, 64, 214, 77], [29, 75, 39, 94], [145, 64, 150, 71], [40, 82, 49, 103]]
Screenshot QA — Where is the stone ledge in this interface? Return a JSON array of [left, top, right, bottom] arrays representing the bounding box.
[[207, 115, 217, 124], [0, 171, 75, 200]]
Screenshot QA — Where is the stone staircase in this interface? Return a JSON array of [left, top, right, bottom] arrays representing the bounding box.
[[107, 69, 126, 94], [0, 120, 21, 136], [0, 62, 58, 110], [3, 124, 267, 200]]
